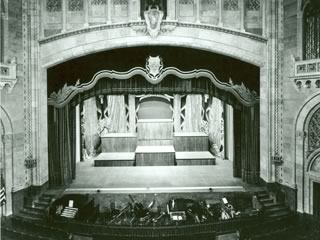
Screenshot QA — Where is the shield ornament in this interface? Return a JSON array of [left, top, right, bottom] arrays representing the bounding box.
[[144, 6, 164, 38], [146, 56, 163, 80]]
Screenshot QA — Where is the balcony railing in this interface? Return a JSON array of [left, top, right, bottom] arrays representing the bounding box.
[[294, 59, 320, 90], [0, 59, 17, 93]]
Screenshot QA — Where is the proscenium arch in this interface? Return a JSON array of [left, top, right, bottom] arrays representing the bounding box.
[[40, 29, 267, 69], [294, 92, 320, 213]]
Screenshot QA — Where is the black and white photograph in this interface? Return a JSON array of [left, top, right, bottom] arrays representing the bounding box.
[[0, 0, 319, 239]]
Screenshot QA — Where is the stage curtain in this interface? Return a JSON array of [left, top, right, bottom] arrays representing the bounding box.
[[208, 97, 223, 155], [183, 95, 202, 132], [233, 105, 260, 184], [48, 105, 76, 186], [107, 95, 127, 133], [83, 97, 100, 159]]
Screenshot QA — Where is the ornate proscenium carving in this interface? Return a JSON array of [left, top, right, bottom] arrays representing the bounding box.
[[48, 56, 259, 108], [0, 58, 18, 93], [146, 56, 163, 80]]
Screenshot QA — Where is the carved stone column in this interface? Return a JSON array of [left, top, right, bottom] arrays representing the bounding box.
[[107, 0, 112, 24], [240, 0, 245, 31], [62, 0, 67, 32], [218, 0, 223, 26], [167, 0, 177, 20], [84, 0, 89, 27], [196, 0, 201, 23]]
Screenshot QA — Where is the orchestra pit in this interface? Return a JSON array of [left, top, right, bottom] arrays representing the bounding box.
[[1, 0, 320, 240]]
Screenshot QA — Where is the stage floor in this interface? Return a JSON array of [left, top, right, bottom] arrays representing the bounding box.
[[65, 158, 262, 194]]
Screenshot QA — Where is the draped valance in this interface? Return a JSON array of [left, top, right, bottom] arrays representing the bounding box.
[[48, 57, 259, 108]]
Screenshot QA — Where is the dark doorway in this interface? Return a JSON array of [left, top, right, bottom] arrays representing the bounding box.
[[314, 182, 320, 218]]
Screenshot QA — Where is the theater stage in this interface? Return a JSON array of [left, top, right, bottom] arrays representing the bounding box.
[[65, 158, 261, 194]]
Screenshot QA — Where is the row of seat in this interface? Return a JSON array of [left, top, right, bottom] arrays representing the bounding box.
[[6, 217, 70, 240]]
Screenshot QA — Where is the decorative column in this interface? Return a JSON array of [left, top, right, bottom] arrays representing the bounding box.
[[107, 0, 112, 24], [218, 0, 223, 26], [174, 95, 181, 132], [62, 0, 67, 32], [128, 95, 136, 133], [240, 0, 245, 31], [84, 0, 89, 27], [75, 105, 81, 163], [224, 103, 234, 161], [262, 0, 267, 37], [167, 0, 177, 20], [196, 0, 201, 23]]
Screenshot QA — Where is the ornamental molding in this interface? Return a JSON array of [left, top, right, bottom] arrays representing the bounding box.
[[0, 59, 18, 93], [39, 21, 267, 45], [48, 56, 259, 108], [293, 59, 320, 90]]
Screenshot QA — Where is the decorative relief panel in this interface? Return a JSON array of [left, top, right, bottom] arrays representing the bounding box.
[[201, 0, 217, 7], [179, 0, 194, 4], [246, 0, 260, 11], [46, 0, 62, 12], [311, 156, 320, 172], [113, 0, 128, 5], [224, 0, 239, 11], [309, 108, 320, 152], [179, 0, 195, 17], [68, 0, 84, 11], [91, 0, 106, 5]]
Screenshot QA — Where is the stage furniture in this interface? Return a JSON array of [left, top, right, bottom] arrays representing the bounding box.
[[174, 132, 209, 151], [93, 153, 135, 167], [137, 119, 173, 146], [101, 133, 137, 152], [48, 194, 98, 222], [175, 151, 216, 165], [135, 145, 175, 166]]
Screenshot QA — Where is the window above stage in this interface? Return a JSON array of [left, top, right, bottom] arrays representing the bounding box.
[[303, 0, 320, 60]]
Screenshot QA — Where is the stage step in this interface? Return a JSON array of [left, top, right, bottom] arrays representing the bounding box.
[[175, 151, 216, 165], [94, 152, 135, 167], [135, 145, 175, 166]]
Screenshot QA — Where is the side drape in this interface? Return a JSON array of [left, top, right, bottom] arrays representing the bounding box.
[[48, 105, 76, 186], [233, 104, 260, 184]]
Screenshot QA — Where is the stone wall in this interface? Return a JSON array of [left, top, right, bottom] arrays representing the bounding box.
[[281, 0, 320, 214], [1, 0, 27, 215]]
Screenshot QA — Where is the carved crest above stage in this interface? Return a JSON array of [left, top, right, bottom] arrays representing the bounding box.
[[131, 6, 176, 38], [48, 56, 259, 108], [144, 6, 164, 39]]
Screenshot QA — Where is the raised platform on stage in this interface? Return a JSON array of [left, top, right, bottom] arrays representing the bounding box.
[[175, 151, 216, 165], [174, 132, 209, 151], [93, 152, 135, 167], [101, 133, 137, 152], [135, 145, 175, 166]]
